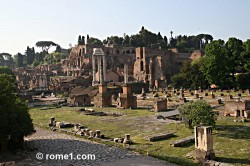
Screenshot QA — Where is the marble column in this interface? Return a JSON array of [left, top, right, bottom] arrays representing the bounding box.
[[103, 55, 107, 82], [99, 56, 103, 84], [124, 64, 128, 83], [92, 55, 96, 85]]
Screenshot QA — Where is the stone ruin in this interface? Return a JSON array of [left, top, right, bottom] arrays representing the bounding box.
[[112, 134, 132, 144], [224, 100, 250, 118], [94, 84, 112, 107], [117, 83, 137, 109], [153, 98, 167, 112], [195, 126, 215, 164]]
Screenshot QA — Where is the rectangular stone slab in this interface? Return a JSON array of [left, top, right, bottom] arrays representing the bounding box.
[[170, 136, 195, 147], [145, 133, 174, 141]]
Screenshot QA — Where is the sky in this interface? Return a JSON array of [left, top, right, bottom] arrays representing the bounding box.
[[0, 0, 250, 55]]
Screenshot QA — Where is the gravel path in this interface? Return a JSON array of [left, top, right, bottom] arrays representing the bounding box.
[[16, 128, 177, 166]]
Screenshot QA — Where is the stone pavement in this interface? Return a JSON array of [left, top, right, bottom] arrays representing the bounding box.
[[16, 128, 178, 166]]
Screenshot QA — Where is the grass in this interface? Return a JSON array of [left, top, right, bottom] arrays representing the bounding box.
[[28, 106, 250, 166]]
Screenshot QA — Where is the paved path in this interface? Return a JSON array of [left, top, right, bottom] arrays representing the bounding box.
[[16, 128, 177, 166]]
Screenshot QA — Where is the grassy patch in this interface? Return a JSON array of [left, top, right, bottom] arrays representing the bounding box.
[[29, 106, 250, 165]]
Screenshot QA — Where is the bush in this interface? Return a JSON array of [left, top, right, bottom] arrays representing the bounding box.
[[178, 100, 216, 128]]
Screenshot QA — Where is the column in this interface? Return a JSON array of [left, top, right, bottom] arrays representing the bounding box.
[[97, 56, 101, 84], [92, 55, 96, 85], [124, 64, 128, 83], [103, 55, 107, 82], [99, 56, 103, 84]]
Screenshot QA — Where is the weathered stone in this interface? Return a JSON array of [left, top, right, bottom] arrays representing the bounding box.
[[123, 134, 132, 144], [146, 133, 174, 142], [195, 126, 215, 164], [153, 99, 167, 112], [95, 130, 101, 138], [170, 136, 195, 147]]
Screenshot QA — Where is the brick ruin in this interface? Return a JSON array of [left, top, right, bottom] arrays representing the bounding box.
[[133, 47, 203, 88], [224, 100, 250, 118], [117, 83, 137, 109], [12, 35, 205, 109], [94, 84, 112, 107], [153, 99, 168, 112]]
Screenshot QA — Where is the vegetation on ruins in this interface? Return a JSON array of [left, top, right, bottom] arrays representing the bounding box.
[[178, 100, 216, 128], [0, 69, 34, 151]]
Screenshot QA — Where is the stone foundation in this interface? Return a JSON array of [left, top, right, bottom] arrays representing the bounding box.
[[153, 99, 167, 112], [195, 149, 215, 164]]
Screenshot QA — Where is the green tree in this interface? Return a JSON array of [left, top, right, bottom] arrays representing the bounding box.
[[26, 46, 36, 65], [36, 41, 57, 52], [0, 66, 15, 79], [171, 60, 208, 89], [178, 100, 216, 128], [17, 53, 24, 67], [171, 73, 186, 88], [0, 53, 14, 67], [87, 37, 103, 45], [225, 38, 243, 87], [201, 40, 229, 88], [0, 74, 34, 151]]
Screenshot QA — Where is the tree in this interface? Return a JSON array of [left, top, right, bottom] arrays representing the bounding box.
[[0, 53, 14, 67], [0, 73, 34, 151], [201, 40, 229, 88], [87, 37, 103, 45], [78, 35, 82, 45], [122, 35, 130, 46], [241, 39, 250, 73], [17, 53, 24, 67], [35, 41, 57, 52], [171, 73, 186, 88], [171, 60, 208, 89], [26, 46, 35, 65], [0, 66, 15, 79], [225, 38, 243, 87], [178, 100, 216, 128]]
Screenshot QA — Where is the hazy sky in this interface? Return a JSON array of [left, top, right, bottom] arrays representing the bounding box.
[[0, 0, 249, 55]]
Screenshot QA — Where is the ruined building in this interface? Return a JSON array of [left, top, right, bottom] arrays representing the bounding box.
[[133, 47, 204, 88], [62, 36, 135, 78], [117, 64, 137, 109]]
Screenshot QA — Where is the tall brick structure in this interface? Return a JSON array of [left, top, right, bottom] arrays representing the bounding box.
[[93, 84, 112, 107], [117, 83, 137, 109], [133, 47, 202, 88]]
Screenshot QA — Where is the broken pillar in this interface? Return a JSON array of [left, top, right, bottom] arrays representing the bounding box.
[[195, 126, 215, 164]]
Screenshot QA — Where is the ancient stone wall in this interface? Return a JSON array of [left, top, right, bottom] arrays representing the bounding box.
[[153, 99, 167, 112]]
